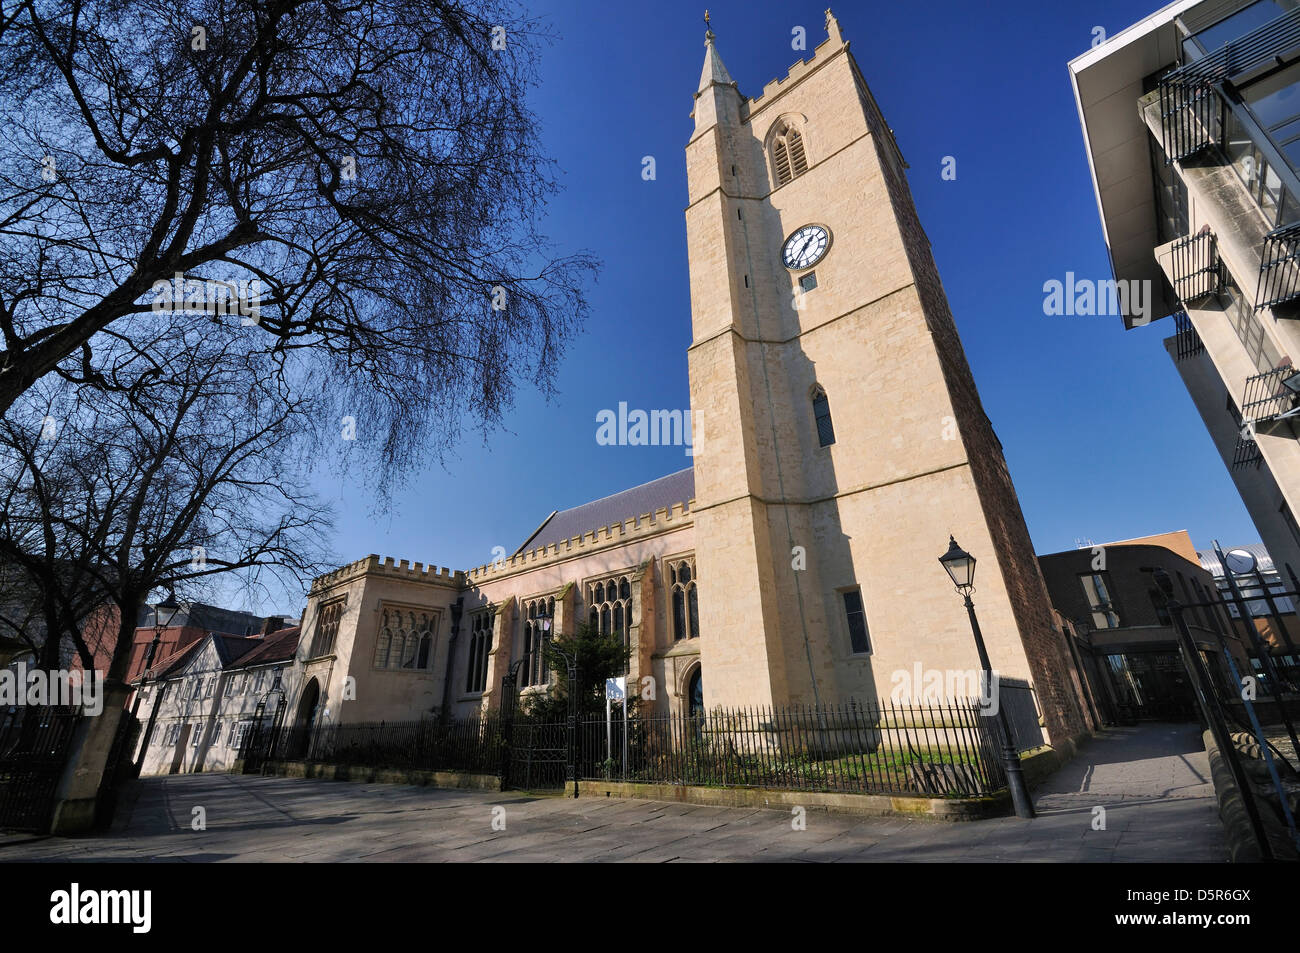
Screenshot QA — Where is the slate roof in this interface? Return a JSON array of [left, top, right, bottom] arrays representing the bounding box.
[[135, 627, 301, 684], [140, 638, 207, 683], [517, 467, 695, 554], [134, 601, 267, 636], [228, 626, 301, 669]]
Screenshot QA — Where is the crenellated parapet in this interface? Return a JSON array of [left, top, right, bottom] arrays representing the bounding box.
[[741, 10, 846, 120], [309, 554, 466, 593], [466, 499, 695, 583]]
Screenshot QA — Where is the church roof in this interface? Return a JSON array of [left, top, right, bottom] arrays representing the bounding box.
[[518, 467, 694, 554]]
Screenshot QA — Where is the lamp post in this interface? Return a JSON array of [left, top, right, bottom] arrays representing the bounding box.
[[938, 536, 1035, 819], [131, 590, 180, 775]]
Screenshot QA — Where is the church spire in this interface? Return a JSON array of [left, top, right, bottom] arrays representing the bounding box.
[[825, 8, 844, 45], [697, 11, 736, 95], [692, 10, 741, 132]]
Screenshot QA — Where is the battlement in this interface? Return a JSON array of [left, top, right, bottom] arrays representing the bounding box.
[[310, 554, 466, 592], [308, 498, 696, 594], [466, 499, 694, 583], [743, 17, 845, 115]]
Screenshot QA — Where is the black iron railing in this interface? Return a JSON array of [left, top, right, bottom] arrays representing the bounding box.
[[243, 698, 1028, 799], [0, 706, 81, 832], [1233, 432, 1264, 470], [1171, 230, 1222, 302], [1241, 364, 1298, 424], [1256, 221, 1300, 310], [1160, 7, 1300, 163], [245, 714, 506, 775], [1173, 311, 1205, 360], [1159, 67, 1224, 163], [577, 700, 1009, 797]]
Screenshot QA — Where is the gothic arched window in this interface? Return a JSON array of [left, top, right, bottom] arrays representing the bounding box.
[[812, 385, 835, 447], [772, 121, 809, 187], [669, 558, 699, 641], [374, 607, 435, 671], [588, 574, 633, 675], [521, 596, 555, 687], [465, 609, 494, 694]]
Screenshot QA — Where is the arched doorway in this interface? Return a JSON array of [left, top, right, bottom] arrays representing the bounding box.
[[687, 667, 703, 719], [290, 678, 320, 758]]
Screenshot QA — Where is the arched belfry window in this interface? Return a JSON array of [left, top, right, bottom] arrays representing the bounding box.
[[772, 121, 809, 187], [812, 385, 835, 447]]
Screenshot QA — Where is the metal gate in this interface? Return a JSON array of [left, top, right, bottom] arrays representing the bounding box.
[[498, 658, 575, 792], [507, 721, 569, 790], [0, 706, 81, 832]]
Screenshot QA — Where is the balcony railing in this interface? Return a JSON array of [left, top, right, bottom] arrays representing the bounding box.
[[1233, 432, 1264, 470], [1171, 230, 1222, 302], [1158, 67, 1223, 162], [1255, 220, 1300, 310], [1159, 7, 1300, 163], [1241, 363, 1300, 425], [1172, 311, 1205, 360]]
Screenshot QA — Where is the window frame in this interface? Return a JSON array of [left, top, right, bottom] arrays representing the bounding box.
[[372, 604, 438, 673], [309, 595, 347, 659], [521, 595, 557, 688], [464, 608, 495, 694], [839, 587, 872, 655], [812, 385, 835, 447], [666, 556, 700, 643], [1080, 572, 1122, 628]]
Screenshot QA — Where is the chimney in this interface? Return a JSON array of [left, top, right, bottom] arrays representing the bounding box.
[[259, 615, 285, 637]]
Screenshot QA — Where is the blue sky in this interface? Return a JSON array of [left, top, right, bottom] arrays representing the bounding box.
[[249, 0, 1259, 616]]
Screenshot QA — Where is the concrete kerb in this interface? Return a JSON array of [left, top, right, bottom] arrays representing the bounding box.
[[240, 759, 503, 792], [570, 780, 1010, 820]]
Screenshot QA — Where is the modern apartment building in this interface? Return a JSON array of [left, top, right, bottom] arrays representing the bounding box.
[[1071, 0, 1300, 581]]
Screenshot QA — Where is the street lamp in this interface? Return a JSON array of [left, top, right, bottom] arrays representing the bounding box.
[[938, 536, 1035, 819], [131, 590, 181, 775]]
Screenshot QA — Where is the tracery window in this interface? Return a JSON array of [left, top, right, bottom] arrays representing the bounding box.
[[521, 597, 555, 688], [771, 121, 809, 186], [465, 609, 494, 694], [310, 597, 347, 658], [373, 607, 436, 671], [668, 558, 700, 642], [588, 574, 634, 675]]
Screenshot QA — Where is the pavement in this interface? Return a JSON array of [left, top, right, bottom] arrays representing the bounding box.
[[0, 722, 1228, 862]]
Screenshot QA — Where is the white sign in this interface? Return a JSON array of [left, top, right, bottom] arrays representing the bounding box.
[[605, 676, 626, 701]]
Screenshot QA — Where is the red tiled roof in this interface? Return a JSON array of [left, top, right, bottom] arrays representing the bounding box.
[[138, 638, 206, 683], [228, 626, 300, 669]]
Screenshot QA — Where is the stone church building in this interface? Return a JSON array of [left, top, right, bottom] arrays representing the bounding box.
[[278, 13, 1091, 749]]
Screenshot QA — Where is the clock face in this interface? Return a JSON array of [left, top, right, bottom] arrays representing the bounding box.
[[782, 224, 830, 270]]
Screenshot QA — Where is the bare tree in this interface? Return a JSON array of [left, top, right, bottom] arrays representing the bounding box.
[[0, 317, 332, 685], [0, 0, 596, 493]]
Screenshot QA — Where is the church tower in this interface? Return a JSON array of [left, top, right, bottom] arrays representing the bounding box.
[[685, 12, 1087, 744]]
